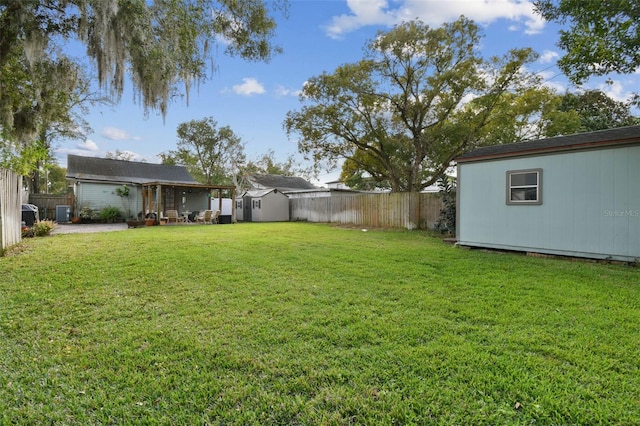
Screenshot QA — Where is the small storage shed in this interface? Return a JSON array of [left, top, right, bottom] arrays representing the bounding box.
[[455, 125, 640, 262], [237, 188, 289, 222]]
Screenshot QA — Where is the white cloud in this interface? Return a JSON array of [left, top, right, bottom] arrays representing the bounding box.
[[598, 80, 633, 103], [102, 126, 131, 140], [232, 78, 266, 96], [325, 0, 396, 39], [539, 50, 560, 64], [77, 139, 99, 151], [325, 0, 545, 39], [274, 85, 302, 98]]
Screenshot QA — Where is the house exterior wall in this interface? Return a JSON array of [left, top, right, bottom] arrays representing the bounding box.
[[286, 190, 332, 199], [75, 182, 143, 218], [457, 145, 640, 261], [173, 190, 208, 215]]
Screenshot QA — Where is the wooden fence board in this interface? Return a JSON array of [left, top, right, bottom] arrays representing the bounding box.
[[290, 192, 443, 230], [0, 169, 22, 255], [28, 193, 74, 220]]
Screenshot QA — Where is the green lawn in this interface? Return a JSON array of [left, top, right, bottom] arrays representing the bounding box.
[[1, 222, 638, 424]]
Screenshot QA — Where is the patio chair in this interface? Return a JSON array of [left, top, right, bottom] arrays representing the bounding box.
[[196, 210, 211, 224], [211, 210, 220, 224], [166, 209, 184, 224]]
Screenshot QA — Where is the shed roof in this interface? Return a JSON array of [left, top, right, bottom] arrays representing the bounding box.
[[66, 154, 197, 185], [242, 188, 287, 198], [248, 174, 317, 192], [456, 125, 640, 163]]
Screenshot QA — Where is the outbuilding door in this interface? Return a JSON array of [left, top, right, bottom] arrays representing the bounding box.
[[243, 196, 252, 222]]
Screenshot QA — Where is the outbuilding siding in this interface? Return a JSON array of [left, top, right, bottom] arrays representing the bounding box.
[[457, 144, 640, 261]]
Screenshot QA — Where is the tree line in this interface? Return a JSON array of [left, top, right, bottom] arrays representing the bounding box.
[[1, 0, 638, 194]]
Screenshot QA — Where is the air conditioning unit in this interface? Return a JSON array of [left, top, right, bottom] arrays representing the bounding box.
[[56, 205, 71, 222]]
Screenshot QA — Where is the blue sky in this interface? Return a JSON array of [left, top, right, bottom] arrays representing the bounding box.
[[54, 0, 640, 186]]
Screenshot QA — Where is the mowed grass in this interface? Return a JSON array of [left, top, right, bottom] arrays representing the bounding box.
[[1, 222, 638, 424]]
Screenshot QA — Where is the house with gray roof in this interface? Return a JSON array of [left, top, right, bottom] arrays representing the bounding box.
[[66, 155, 235, 221], [455, 125, 640, 262], [67, 154, 197, 186]]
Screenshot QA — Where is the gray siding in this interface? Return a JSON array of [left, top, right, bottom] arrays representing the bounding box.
[[252, 192, 290, 222], [458, 145, 640, 261], [76, 183, 143, 217]]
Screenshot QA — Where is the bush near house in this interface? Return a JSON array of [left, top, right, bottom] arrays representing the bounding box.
[[99, 206, 122, 223], [78, 206, 100, 223]]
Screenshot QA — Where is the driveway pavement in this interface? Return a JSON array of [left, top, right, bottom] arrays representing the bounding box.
[[52, 223, 129, 235]]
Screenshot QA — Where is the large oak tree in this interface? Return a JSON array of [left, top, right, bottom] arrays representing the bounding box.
[[285, 17, 540, 192]]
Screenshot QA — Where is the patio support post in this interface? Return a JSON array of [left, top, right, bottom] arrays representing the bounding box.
[[231, 187, 236, 223], [142, 185, 147, 218], [155, 185, 162, 219]]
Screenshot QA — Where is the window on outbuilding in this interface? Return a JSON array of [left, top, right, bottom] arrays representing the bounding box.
[[506, 169, 542, 205]]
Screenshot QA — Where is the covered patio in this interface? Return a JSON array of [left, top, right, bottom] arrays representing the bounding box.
[[141, 181, 236, 224]]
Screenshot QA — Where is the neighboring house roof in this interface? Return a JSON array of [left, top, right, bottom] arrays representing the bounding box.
[[66, 154, 197, 185], [248, 174, 317, 192], [456, 125, 640, 163]]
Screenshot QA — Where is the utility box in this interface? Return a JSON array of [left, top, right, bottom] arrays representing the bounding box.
[[56, 205, 71, 223]]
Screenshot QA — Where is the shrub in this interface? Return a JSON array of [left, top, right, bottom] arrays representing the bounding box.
[[79, 206, 99, 222], [33, 220, 56, 237], [99, 206, 122, 223], [21, 226, 34, 238], [434, 174, 456, 235]]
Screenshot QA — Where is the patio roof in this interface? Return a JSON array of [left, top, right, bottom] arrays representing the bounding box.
[[140, 181, 237, 222], [141, 181, 236, 191]]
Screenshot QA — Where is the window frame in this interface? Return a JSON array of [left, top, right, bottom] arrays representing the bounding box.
[[506, 168, 542, 205]]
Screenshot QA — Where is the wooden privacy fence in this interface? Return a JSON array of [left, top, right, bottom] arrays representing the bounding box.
[[0, 169, 22, 255], [290, 192, 443, 230], [29, 193, 74, 220]]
